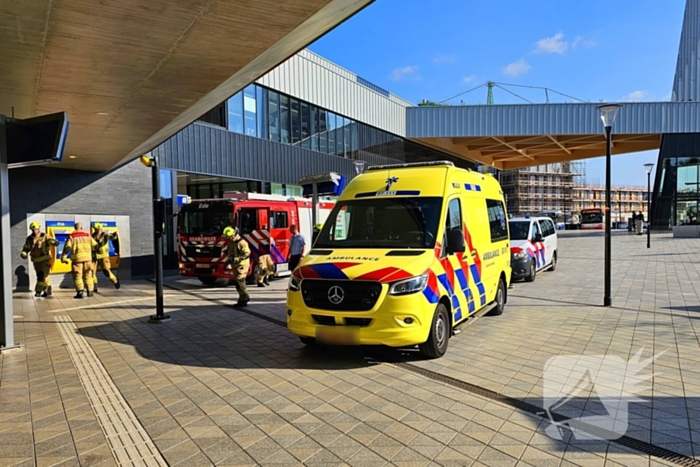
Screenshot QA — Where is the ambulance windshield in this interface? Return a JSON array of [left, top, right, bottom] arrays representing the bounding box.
[[180, 201, 233, 236], [508, 221, 530, 240], [315, 197, 442, 249]]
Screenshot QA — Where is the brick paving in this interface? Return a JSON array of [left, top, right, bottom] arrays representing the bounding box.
[[1, 231, 698, 467]]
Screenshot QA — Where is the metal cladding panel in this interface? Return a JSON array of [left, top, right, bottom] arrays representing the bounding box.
[[406, 102, 700, 137], [156, 123, 356, 186], [672, 0, 700, 102], [256, 50, 409, 136]]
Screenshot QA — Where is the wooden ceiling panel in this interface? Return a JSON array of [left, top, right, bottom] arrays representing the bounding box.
[[1, 0, 372, 171], [414, 134, 662, 170]]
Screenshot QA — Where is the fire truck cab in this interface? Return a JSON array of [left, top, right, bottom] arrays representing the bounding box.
[[177, 192, 335, 285]]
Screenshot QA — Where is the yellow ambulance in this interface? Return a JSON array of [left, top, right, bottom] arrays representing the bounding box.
[[286, 161, 511, 358]]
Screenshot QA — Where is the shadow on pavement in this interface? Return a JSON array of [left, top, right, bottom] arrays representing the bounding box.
[[76, 302, 429, 372]]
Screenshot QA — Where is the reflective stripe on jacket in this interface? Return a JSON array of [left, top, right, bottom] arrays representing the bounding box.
[[62, 231, 97, 263], [93, 232, 116, 259], [22, 233, 58, 263]]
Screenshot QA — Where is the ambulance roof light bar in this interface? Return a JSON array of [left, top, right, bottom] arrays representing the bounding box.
[[365, 161, 455, 172]]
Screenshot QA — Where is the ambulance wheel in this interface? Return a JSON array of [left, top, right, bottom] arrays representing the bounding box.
[[198, 276, 217, 286], [419, 303, 450, 359], [549, 252, 557, 271], [299, 337, 317, 347], [488, 278, 506, 316], [524, 260, 537, 282]]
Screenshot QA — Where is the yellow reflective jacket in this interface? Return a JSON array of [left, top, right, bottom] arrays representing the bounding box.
[[21, 233, 58, 263], [93, 231, 117, 259], [227, 237, 250, 268], [61, 231, 97, 263]]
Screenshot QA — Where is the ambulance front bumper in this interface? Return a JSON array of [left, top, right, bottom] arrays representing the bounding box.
[[286, 285, 434, 348]]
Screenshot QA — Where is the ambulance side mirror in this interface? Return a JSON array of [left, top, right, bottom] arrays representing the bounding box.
[[446, 229, 466, 255]]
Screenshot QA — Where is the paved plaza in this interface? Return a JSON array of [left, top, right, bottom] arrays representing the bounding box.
[[2, 231, 700, 467]]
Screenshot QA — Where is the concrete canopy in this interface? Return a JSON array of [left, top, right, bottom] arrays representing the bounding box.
[[0, 0, 372, 172], [406, 101, 700, 170]]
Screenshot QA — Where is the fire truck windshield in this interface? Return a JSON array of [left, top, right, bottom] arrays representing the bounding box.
[[180, 201, 233, 236]]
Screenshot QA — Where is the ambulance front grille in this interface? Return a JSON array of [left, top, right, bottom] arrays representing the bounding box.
[[301, 280, 381, 311]]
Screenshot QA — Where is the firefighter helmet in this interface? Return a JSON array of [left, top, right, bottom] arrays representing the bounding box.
[[315, 223, 323, 230], [29, 222, 40, 230], [93, 222, 103, 230], [223, 226, 237, 238]]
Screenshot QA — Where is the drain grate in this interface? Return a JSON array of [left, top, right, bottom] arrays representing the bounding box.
[[55, 315, 168, 467], [166, 281, 700, 466]]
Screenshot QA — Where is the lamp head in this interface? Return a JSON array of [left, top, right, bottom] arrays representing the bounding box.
[[140, 155, 155, 167], [644, 163, 654, 174], [596, 103, 622, 128]]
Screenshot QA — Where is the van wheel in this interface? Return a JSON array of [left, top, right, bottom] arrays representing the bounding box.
[[488, 278, 506, 316], [524, 260, 537, 282], [418, 303, 450, 359], [549, 252, 557, 272]]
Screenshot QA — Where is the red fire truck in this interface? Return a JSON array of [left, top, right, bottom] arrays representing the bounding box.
[[177, 193, 335, 285]]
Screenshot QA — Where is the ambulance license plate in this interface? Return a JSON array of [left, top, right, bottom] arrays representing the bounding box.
[[316, 327, 359, 345], [196, 264, 210, 269]]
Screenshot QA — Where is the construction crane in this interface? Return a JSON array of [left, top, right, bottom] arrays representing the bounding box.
[[435, 82, 587, 106]]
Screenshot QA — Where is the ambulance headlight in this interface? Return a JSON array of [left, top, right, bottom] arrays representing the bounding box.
[[288, 276, 301, 292], [512, 251, 527, 260], [389, 274, 428, 296]]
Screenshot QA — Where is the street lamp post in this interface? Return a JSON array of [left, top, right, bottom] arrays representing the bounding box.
[[597, 104, 622, 307], [140, 155, 170, 323], [644, 163, 654, 249]]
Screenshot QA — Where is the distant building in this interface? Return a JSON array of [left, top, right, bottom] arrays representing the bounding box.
[[497, 161, 646, 223], [499, 162, 583, 217], [573, 185, 646, 224]]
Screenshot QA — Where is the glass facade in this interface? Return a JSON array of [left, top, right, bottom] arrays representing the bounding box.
[[215, 83, 474, 168], [651, 134, 700, 228]]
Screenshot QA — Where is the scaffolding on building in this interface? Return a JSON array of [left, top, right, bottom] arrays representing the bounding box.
[[500, 161, 586, 220]]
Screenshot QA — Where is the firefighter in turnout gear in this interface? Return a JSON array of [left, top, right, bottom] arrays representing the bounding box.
[[92, 223, 121, 289], [21, 222, 59, 298], [256, 255, 274, 287], [223, 226, 250, 307], [61, 222, 98, 299], [90, 242, 99, 293]]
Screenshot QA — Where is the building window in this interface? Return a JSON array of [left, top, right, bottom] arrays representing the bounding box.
[[280, 95, 290, 144], [290, 98, 300, 145], [327, 112, 336, 155], [301, 102, 310, 149], [257, 86, 268, 140], [227, 92, 243, 134], [310, 106, 319, 151], [336, 116, 345, 156], [243, 85, 257, 137], [268, 91, 280, 142], [319, 109, 328, 153]]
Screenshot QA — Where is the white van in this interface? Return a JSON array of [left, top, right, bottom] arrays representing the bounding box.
[[508, 216, 558, 282]]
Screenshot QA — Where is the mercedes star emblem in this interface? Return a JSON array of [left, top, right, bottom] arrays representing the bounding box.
[[327, 285, 345, 305]]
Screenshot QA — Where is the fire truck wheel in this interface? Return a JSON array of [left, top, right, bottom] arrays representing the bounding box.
[[198, 276, 218, 286]]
